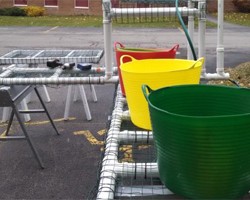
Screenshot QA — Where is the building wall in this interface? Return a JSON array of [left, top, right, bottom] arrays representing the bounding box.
[[0, 0, 237, 15], [206, 0, 237, 12]]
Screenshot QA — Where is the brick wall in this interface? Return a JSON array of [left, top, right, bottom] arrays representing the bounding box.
[[206, 0, 237, 12], [0, 0, 237, 15]]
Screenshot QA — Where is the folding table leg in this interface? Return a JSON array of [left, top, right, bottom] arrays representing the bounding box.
[[42, 85, 51, 103], [78, 85, 92, 121], [12, 106, 44, 169], [90, 84, 98, 102], [20, 99, 31, 122], [5, 109, 14, 136], [1, 107, 11, 123], [64, 85, 73, 120], [73, 86, 79, 102], [34, 87, 59, 135]]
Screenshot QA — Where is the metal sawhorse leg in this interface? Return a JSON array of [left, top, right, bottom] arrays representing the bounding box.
[[0, 85, 59, 169]]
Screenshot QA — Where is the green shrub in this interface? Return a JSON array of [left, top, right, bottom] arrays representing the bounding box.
[[23, 6, 45, 17], [0, 7, 26, 16], [232, 0, 250, 12]]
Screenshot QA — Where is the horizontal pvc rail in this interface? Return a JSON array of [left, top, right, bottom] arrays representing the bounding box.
[[0, 76, 119, 85], [0, 64, 15, 78], [112, 7, 199, 17], [97, 86, 159, 200], [1, 67, 118, 74]]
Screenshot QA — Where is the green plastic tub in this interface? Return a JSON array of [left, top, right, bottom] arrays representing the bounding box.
[[142, 84, 250, 199]]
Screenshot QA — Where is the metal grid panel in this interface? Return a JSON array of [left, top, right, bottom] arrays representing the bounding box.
[[0, 49, 104, 64], [95, 85, 185, 199]]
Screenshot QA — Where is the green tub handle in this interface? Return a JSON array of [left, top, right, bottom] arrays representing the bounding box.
[[228, 79, 240, 87], [120, 55, 137, 65], [142, 84, 154, 102], [189, 57, 205, 69]]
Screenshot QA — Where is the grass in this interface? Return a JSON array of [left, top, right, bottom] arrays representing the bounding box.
[[0, 15, 103, 27], [0, 15, 217, 28], [223, 12, 250, 27]]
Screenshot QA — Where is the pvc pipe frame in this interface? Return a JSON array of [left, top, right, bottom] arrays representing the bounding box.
[[112, 7, 199, 17], [97, 87, 159, 200], [103, 0, 228, 80]]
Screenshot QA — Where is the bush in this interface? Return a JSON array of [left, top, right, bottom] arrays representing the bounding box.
[[0, 7, 26, 16], [23, 6, 45, 17], [232, 0, 250, 12]]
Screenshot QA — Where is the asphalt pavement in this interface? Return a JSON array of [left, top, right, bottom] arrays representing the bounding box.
[[0, 20, 250, 199]]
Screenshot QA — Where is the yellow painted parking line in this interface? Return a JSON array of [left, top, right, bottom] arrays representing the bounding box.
[[138, 145, 151, 150], [0, 130, 7, 138], [119, 145, 134, 162], [25, 117, 76, 126], [74, 130, 104, 145], [0, 117, 76, 127], [97, 129, 106, 136]]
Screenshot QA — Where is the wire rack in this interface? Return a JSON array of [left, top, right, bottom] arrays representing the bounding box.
[[0, 49, 104, 65], [90, 85, 185, 200]]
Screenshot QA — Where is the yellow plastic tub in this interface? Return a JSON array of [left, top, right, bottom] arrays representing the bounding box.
[[120, 55, 204, 130]]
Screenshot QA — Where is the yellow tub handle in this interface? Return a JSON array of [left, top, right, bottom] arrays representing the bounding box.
[[120, 55, 137, 65], [189, 57, 205, 69]]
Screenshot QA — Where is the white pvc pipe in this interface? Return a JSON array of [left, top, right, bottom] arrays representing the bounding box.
[[2, 67, 117, 74], [201, 72, 230, 80], [112, 7, 199, 17], [103, 0, 113, 80], [97, 87, 124, 199], [198, 0, 206, 76], [107, 130, 154, 144], [187, 0, 195, 60], [0, 76, 119, 85], [101, 160, 159, 177], [217, 0, 225, 75], [97, 87, 160, 199]]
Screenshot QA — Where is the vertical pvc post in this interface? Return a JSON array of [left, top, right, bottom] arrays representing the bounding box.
[[187, 0, 195, 60], [103, 0, 113, 80], [217, 0, 225, 75], [198, 0, 206, 75]]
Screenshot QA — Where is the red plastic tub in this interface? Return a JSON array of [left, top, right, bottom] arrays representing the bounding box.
[[114, 42, 179, 96]]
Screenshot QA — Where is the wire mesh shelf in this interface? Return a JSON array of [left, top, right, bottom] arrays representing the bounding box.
[[0, 49, 104, 64]]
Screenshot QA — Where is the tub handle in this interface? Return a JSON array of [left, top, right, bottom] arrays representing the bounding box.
[[120, 55, 137, 65], [189, 57, 205, 69], [171, 44, 180, 52], [114, 42, 125, 50], [142, 84, 153, 102], [228, 79, 240, 87]]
